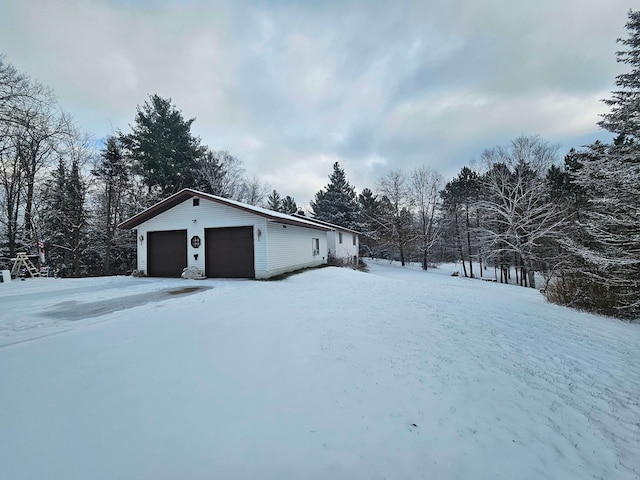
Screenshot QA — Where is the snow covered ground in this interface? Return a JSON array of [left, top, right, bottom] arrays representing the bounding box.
[[0, 261, 638, 479]]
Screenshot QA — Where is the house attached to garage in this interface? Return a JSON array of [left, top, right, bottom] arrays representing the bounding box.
[[118, 188, 331, 279], [293, 214, 360, 266]]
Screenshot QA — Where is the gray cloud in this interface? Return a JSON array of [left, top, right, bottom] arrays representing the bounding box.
[[0, 0, 629, 204]]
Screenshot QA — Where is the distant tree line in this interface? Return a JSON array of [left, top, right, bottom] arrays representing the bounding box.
[[1, 10, 638, 320], [308, 10, 639, 319]]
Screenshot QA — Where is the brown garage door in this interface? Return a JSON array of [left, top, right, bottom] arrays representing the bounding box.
[[205, 227, 254, 278], [147, 230, 187, 277]]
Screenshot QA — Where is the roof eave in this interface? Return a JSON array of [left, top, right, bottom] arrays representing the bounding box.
[[291, 214, 362, 235], [118, 189, 198, 230]]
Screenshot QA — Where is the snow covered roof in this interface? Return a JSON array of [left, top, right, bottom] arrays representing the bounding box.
[[292, 214, 361, 235], [118, 188, 332, 232]]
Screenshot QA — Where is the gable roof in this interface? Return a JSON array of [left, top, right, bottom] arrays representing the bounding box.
[[118, 188, 332, 231]]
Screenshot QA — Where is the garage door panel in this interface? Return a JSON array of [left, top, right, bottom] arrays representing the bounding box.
[[147, 230, 187, 277], [205, 227, 254, 278]]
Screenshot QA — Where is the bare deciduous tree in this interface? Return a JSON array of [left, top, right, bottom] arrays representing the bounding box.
[[0, 56, 71, 256], [194, 149, 246, 199], [410, 166, 443, 270], [238, 175, 271, 207], [477, 136, 565, 288], [378, 169, 413, 266]]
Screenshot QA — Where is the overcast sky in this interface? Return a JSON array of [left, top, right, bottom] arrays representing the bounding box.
[[0, 0, 631, 206]]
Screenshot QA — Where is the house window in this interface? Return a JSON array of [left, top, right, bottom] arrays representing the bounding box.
[[338, 232, 343, 244], [193, 198, 200, 206], [352, 235, 356, 246], [312, 238, 320, 256]]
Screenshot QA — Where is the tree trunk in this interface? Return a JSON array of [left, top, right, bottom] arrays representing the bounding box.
[[23, 169, 35, 243], [454, 210, 467, 277], [5, 184, 20, 257], [466, 207, 473, 278], [476, 212, 483, 278], [101, 184, 114, 275]]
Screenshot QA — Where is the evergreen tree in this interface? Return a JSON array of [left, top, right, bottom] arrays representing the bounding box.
[[310, 162, 360, 229], [358, 187, 383, 256], [40, 156, 88, 277], [267, 189, 282, 212], [120, 94, 205, 197], [546, 146, 597, 215], [266, 190, 297, 214], [538, 150, 590, 288], [41, 158, 69, 273], [66, 159, 87, 276], [599, 10, 640, 139], [91, 135, 134, 275], [556, 138, 640, 319], [193, 149, 224, 195], [281, 196, 298, 214], [547, 10, 640, 318], [440, 175, 469, 277], [440, 167, 479, 277]]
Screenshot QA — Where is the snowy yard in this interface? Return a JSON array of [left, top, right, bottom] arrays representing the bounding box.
[[0, 261, 638, 479]]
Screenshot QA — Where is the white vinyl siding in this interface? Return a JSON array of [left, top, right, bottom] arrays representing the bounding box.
[[265, 221, 327, 277], [328, 230, 359, 265]]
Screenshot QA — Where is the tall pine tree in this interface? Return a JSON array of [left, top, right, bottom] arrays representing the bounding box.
[[41, 158, 68, 273], [357, 187, 383, 256], [91, 135, 135, 275], [310, 162, 360, 230], [599, 10, 640, 138], [41, 157, 87, 277], [281, 196, 298, 214], [67, 159, 87, 276], [549, 10, 640, 319], [120, 94, 205, 197], [267, 189, 282, 212], [440, 167, 480, 278]]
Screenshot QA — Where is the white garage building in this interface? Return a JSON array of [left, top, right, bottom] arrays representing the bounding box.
[[118, 189, 332, 279]]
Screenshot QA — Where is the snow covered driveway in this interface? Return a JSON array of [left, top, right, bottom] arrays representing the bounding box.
[[0, 276, 211, 347], [0, 262, 638, 479]]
